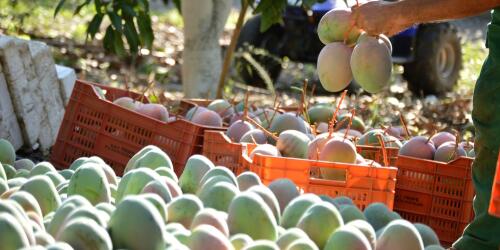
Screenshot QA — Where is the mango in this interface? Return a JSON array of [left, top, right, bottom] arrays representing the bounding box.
[[207, 99, 234, 118], [347, 220, 376, 249], [287, 239, 318, 250], [277, 130, 311, 159], [20, 175, 61, 216], [179, 154, 214, 194], [249, 144, 281, 160], [199, 182, 239, 212], [276, 228, 310, 249], [268, 178, 299, 213], [227, 120, 254, 142], [317, 8, 361, 45], [340, 205, 366, 223], [9, 191, 43, 218], [191, 109, 223, 127], [67, 163, 111, 205], [270, 113, 308, 136], [227, 192, 278, 241], [14, 159, 35, 171], [108, 196, 165, 250], [376, 220, 424, 250], [296, 202, 343, 249], [29, 162, 57, 177], [430, 132, 456, 148], [351, 35, 392, 93], [414, 223, 440, 247], [281, 194, 322, 229], [231, 234, 253, 250], [35, 231, 55, 246], [155, 166, 178, 182], [240, 129, 268, 144], [243, 240, 280, 250], [136, 103, 169, 122], [317, 42, 353, 92], [237, 172, 262, 191], [139, 193, 169, 223], [0, 213, 30, 250], [324, 224, 371, 250], [58, 217, 112, 250], [190, 208, 229, 236], [434, 142, 466, 162], [167, 194, 203, 228], [115, 168, 163, 203], [113, 96, 138, 111], [188, 224, 233, 250], [399, 136, 436, 160], [0, 138, 16, 165], [58, 169, 74, 180], [248, 185, 281, 223]]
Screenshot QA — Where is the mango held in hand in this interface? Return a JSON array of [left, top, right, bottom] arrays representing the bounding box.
[[317, 42, 353, 93], [351, 35, 393, 93], [318, 8, 362, 45]]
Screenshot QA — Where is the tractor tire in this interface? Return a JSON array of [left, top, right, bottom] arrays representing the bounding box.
[[235, 15, 283, 89], [403, 23, 462, 96]]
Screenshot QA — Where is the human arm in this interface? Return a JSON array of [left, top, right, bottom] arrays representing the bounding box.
[[353, 0, 500, 36]]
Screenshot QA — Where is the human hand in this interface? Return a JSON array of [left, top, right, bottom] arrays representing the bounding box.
[[352, 1, 413, 37]]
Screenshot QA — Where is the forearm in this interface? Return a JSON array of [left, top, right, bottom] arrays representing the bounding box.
[[389, 0, 500, 26]]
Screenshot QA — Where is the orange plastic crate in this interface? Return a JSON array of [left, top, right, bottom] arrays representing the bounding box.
[[51, 80, 224, 176], [489, 152, 500, 217], [356, 145, 399, 167], [242, 149, 397, 210], [203, 130, 249, 175], [394, 155, 475, 246]]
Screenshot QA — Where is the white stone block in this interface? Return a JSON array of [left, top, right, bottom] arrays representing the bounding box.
[[13, 39, 52, 152], [29, 40, 65, 143], [56, 65, 76, 105], [0, 64, 23, 150], [0, 36, 42, 147]]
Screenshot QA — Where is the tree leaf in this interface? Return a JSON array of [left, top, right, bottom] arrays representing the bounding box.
[[254, 0, 287, 32], [121, 2, 136, 17], [54, 0, 67, 17], [113, 28, 127, 57], [137, 11, 154, 49], [74, 0, 92, 15], [108, 11, 122, 32], [103, 25, 115, 52], [123, 19, 140, 53], [173, 0, 181, 13], [87, 13, 104, 39]]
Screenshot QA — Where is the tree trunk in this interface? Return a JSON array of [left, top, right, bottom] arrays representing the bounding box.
[[181, 0, 231, 98]]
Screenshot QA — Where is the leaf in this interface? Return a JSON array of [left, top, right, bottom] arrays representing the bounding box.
[[254, 0, 287, 32], [74, 0, 92, 15], [138, 0, 149, 11], [87, 13, 104, 39], [54, 0, 67, 17], [103, 25, 115, 52], [241, 52, 275, 95], [113, 28, 127, 57], [108, 11, 122, 32], [123, 19, 140, 53], [94, 0, 102, 13], [137, 11, 154, 49], [121, 2, 136, 17]]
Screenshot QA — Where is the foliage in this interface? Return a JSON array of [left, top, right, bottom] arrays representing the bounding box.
[[54, 0, 172, 56], [55, 0, 327, 56]]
